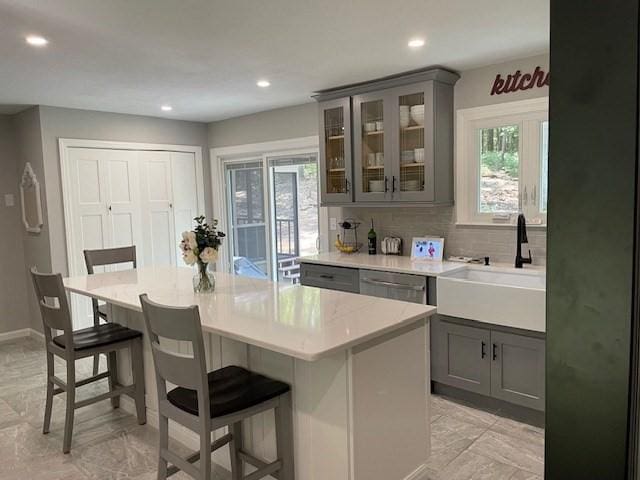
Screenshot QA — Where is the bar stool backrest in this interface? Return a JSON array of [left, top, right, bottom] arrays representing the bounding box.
[[30, 268, 74, 359], [139, 294, 210, 424], [83, 246, 137, 274]]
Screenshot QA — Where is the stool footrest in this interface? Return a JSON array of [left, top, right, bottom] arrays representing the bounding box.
[[238, 450, 282, 480], [165, 433, 232, 477]]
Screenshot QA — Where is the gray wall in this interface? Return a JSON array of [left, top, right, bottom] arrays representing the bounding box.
[[12, 108, 49, 332], [37, 106, 211, 275], [0, 115, 30, 334], [208, 103, 317, 148]]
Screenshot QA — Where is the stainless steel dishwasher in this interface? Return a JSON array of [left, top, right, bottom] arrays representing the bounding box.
[[359, 269, 427, 304]]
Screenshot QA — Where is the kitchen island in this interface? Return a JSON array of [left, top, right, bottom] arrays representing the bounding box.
[[64, 266, 435, 480]]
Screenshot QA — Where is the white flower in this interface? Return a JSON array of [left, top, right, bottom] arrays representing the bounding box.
[[199, 247, 218, 264], [183, 249, 197, 266], [182, 231, 197, 250]]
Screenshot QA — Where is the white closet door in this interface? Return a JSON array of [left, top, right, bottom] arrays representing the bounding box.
[[170, 152, 200, 265], [104, 150, 142, 265], [68, 148, 111, 328], [139, 151, 177, 266]]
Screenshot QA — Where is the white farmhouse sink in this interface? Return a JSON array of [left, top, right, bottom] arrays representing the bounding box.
[[437, 266, 546, 332]]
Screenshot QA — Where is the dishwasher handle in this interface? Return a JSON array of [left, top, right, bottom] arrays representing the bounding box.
[[360, 277, 425, 291]]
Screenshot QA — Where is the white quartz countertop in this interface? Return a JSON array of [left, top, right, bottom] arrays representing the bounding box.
[[63, 266, 435, 362], [298, 252, 468, 277]]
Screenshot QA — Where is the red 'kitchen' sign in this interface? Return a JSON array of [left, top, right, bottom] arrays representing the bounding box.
[[490, 66, 549, 96]]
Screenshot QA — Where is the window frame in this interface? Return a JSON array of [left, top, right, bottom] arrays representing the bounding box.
[[456, 97, 549, 226]]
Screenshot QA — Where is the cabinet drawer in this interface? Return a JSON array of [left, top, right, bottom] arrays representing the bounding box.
[[300, 263, 359, 293]]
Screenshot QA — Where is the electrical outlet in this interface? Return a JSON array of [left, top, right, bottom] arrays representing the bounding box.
[[329, 217, 337, 231], [4, 194, 14, 207]]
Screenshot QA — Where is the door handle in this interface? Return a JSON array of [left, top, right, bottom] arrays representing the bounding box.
[[481, 341, 486, 359], [361, 278, 425, 291], [492, 343, 497, 361]]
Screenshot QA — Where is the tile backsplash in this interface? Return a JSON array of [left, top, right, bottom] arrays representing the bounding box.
[[330, 206, 546, 265]]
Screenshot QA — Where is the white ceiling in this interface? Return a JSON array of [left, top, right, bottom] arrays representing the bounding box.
[[0, 0, 549, 123]]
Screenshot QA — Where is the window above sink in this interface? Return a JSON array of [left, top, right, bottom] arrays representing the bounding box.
[[455, 97, 548, 226]]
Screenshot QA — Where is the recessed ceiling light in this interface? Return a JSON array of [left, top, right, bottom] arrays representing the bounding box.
[[26, 35, 48, 47], [257, 80, 271, 88], [161, 105, 173, 112], [408, 38, 425, 48]]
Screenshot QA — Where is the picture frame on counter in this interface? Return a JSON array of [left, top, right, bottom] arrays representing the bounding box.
[[411, 237, 444, 262]]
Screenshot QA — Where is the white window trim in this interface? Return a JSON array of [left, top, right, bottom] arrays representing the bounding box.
[[209, 136, 324, 276], [455, 97, 549, 227]]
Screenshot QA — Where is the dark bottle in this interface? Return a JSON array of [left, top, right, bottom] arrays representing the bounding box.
[[368, 218, 377, 255]]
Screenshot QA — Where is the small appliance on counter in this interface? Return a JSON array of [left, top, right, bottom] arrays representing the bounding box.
[[381, 236, 402, 255]]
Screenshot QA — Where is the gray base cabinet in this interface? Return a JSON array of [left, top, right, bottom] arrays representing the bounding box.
[[431, 316, 545, 411], [300, 263, 359, 293]]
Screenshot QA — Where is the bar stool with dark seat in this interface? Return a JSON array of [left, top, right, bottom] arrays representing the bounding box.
[[139, 294, 294, 480], [30, 267, 146, 453], [84, 245, 137, 376]]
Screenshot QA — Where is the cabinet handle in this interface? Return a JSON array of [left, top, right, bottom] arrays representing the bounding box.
[[392, 176, 397, 192], [169, 203, 173, 209], [108, 205, 112, 212], [384, 176, 389, 192], [319, 274, 334, 280], [492, 343, 497, 361], [481, 341, 486, 359], [345, 178, 350, 193]]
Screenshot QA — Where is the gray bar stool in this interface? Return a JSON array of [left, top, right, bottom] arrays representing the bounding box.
[[84, 246, 137, 376], [139, 294, 294, 480], [30, 268, 146, 453]]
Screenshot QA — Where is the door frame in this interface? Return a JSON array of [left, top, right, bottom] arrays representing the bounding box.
[[210, 136, 324, 277], [59, 138, 206, 277]]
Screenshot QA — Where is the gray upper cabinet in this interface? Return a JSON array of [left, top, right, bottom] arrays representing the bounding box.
[[490, 330, 545, 411], [318, 97, 353, 204], [314, 67, 459, 206]]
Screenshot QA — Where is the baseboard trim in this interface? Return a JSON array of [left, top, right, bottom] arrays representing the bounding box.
[[29, 328, 45, 342], [0, 328, 32, 343]]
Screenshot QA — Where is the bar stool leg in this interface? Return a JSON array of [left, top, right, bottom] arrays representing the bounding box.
[[200, 430, 212, 480], [42, 352, 54, 434], [63, 362, 76, 454], [92, 354, 100, 376], [158, 414, 169, 480], [229, 421, 244, 480], [107, 351, 120, 408], [131, 338, 146, 424], [274, 392, 295, 480]]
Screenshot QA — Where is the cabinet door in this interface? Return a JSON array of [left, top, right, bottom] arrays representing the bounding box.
[[431, 317, 491, 395], [319, 98, 353, 204], [490, 331, 545, 410], [391, 82, 435, 202], [353, 91, 393, 202]]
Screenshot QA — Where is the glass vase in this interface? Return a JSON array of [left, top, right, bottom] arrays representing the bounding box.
[[193, 261, 215, 293]]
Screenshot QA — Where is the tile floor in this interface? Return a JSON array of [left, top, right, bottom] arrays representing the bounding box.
[[0, 337, 544, 480]]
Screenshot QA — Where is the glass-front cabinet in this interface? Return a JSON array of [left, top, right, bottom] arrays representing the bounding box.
[[318, 98, 352, 204], [316, 68, 458, 205], [353, 92, 393, 202], [392, 82, 435, 202]]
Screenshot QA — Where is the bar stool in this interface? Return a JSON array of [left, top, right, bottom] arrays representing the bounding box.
[[139, 294, 294, 480], [84, 246, 137, 376], [30, 268, 146, 453]]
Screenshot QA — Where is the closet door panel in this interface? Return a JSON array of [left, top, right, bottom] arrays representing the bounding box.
[[139, 151, 176, 266], [171, 152, 199, 265], [104, 150, 142, 260]]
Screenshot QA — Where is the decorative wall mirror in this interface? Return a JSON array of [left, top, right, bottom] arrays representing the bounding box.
[[20, 162, 43, 234]]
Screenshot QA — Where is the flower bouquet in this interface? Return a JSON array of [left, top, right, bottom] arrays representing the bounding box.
[[180, 216, 225, 293]]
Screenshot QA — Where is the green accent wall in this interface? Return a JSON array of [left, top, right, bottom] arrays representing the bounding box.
[[546, 1, 639, 477]]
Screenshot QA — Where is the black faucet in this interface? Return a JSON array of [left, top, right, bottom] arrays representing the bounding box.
[[515, 213, 532, 268]]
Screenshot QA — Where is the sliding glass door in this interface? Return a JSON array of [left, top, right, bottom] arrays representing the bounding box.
[[222, 152, 320, 283]]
